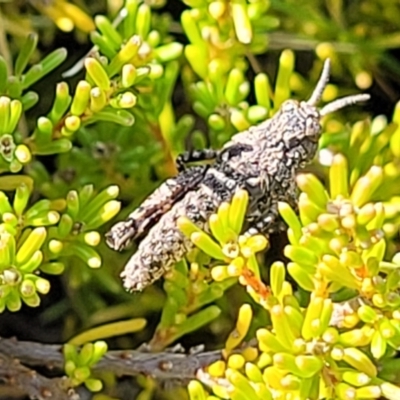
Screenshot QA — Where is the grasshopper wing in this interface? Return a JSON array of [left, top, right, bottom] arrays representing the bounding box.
[[105, 165, 208, 250]]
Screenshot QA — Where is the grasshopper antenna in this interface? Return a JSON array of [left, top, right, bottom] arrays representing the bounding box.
[[320, 93, 370, 116], [305, 58, 370, 115], [306, 58, 331, 106]]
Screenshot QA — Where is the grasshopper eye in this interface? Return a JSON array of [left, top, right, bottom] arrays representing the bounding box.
[[305, 116, 321, 141], [281, 100, 298, 113]]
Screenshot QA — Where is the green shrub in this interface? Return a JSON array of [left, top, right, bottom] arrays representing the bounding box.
[[0, 1, 400, 399]]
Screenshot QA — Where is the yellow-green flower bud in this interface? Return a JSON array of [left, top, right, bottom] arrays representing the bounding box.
[[340, 251, 363, 269], [78, 343, 94, 365], [381, 382, 400, 400], [231, 0, 252, 44], [274, 50, 295, 109], [273, 352, 300, 374], [66, 190, 80, 219], [66, 242, 101, 268], [148, 64, 164, 80], [188, 380, 207, 400], [371, 329, 386, 359], [91, 341, 107, 364], [155, 42, 183, 63], [178, 216, 204, 238], [0, 193, 13, 216], [227, 369, 259, 400], [278, 203, 301, 244], [208, 114, 226, 132], [31, 275, 50, 294], [135, 3, 151, 39], [227, 257, 244, 276], [225, 304, 252, 350], [36, 116, 53, 143], [8, 100, 23, 134], [84, 231, 100, 246], [3, 212, 17, 226], [319, 255, 359, 289], [329, 154, 349, 199], [284, 245, 318, 267], [19, 250, 42, 272], [366, 202, 385, 231], [0, 97, 11, 134], [335, 382, 356, 400], [85, 58, 110, 91], [254, 73, 271, 112], [181, 10, 203, 46], [318, 213, 340, 232], [121, 64, 137, 88], [301, 296, 324, 340], [191, 232, 225, 260], [227, 354, 245, 370], [230, 109, 250, 132], [208, 1, 226, 19], [270, 262, 285, 297], [225, 69, 244, 106], [73, 365, 91, 381], [247, 105, 268, 124], [22, 292, 40, 308], [299, 193, 325, 225], [342, 370, 371, 387], [297, 173, 328, 210], [48, 82, 71, 124], [339, 328, 372, 347], [94, 15, 122, 49], [356, 385, 381, 399], [64, 115, 81, 133], [295, 355, 323, 378], [357, 304, 378, 324], [71, 80, 91, 116], [20, 279, 36, 297], [85, 200, 121, 229], [34, 138, 72, 155], [212, 383, 230, 399], [89, 87, 107, 113], [58, 214, 74, 238], [209, 214, 230, 244], [356, 203, 376, 226], [283, 306, 303, 337], [257, 352, 272, 369], [48, 239, 63, 255], [322, 327, 339, 344], [64, 358, 76, 376], [16, 227, 46, 265], [208, 360, 226, 378], [85, 378, 103, 392], [211, 265, 230, 281], [108, 35, 141, 77], [342, 347, 377, 377], [244, 362, 263, 382], [270, 305, 297, 349], [111, 92, 137, 109], [13, 183, 30, 216], [287, 262, 315, 291], [351, 167, 383, 208]]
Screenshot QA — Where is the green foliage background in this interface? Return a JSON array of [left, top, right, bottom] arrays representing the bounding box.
[[0, 0, 400, 399]]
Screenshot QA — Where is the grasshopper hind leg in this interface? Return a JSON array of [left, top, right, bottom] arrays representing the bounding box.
[[121, 188, 217, 291]]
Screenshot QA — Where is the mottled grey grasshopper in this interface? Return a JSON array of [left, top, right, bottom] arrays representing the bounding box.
[[106, 59, 369, 291]]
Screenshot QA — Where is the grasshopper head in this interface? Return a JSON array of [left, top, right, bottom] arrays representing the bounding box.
[[276, 59, 369, 167]]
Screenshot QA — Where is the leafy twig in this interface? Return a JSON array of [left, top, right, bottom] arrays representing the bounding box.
[[0, 337, 223, 381], [0, 353, 78, 400]]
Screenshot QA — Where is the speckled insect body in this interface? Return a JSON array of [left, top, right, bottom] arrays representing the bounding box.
[[106, 59, 369, 291]]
